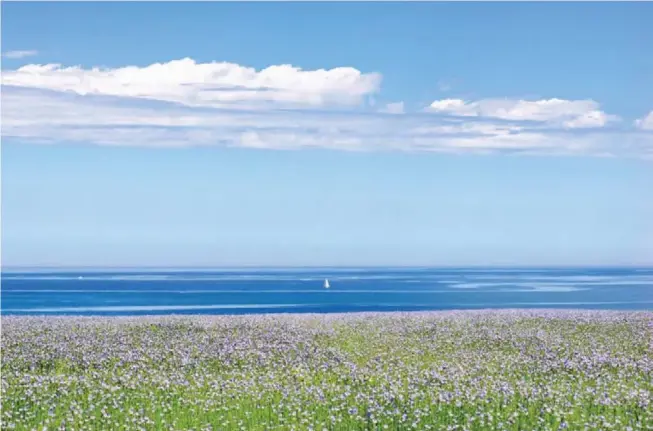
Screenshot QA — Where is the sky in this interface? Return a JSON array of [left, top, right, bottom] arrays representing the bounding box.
[[1, 2, 652, 267]]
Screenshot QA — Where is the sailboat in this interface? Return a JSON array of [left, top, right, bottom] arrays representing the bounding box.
[[324, 278, 330, 289]]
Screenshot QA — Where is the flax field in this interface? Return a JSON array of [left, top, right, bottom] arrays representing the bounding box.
[[2, 310, 652, 431]]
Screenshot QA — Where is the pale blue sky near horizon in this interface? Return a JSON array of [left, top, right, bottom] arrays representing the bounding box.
[[1, 2, 652, 267]]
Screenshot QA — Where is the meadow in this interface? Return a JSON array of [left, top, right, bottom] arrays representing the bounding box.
[[2, 310, 651, 431]]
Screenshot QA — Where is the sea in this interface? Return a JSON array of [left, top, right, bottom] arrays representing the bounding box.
[[1, 267, 652, 316]]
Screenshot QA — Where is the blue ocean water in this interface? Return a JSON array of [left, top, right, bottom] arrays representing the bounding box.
[[1, 267, 652, 316]]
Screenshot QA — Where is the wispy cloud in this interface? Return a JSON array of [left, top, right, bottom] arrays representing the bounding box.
[[427, 98, 617, 129], [379, 102, 405, 114], [2, 50, 38, 59], [1, 58, 652, 159], [437, 80, 452, 92]]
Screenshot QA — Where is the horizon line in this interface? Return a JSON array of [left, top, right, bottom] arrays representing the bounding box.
[[2, 264, 652, 272]]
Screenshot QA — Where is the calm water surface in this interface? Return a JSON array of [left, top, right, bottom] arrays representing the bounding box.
[[2, 267, 652, 316]]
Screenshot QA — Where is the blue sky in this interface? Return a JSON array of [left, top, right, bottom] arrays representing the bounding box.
[[1, 2, 652, 267]]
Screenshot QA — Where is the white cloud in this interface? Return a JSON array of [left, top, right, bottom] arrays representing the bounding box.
[[1, 58, 651, 159], [635, 111, 653, 130], [427, 98, 616, 129], [1, 58, 381, 108], [1, 50, 39, 59]]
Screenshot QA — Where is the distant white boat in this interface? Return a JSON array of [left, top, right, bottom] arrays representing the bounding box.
[[324, 278, 330, 289], [78, 276, 83, 280]]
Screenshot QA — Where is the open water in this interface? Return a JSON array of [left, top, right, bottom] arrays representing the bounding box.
[[2, 267, 652, 316]]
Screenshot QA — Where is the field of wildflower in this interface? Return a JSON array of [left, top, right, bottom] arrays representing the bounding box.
[[2, 310, 652, 431]]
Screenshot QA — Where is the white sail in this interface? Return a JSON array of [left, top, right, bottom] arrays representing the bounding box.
[[324, 278, 330, 289]]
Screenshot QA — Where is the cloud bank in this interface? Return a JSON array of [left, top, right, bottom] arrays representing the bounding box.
[[2, 58, 381, 108], [2, 58, 652, 159]]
